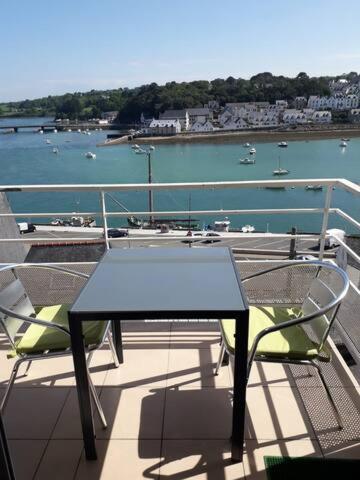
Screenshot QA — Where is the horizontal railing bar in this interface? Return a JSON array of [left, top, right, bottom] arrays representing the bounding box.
[[0, 208, 330, 218], [0, 233, 322, 243], [0, 178, 344, 193], [335, 208, 360, 231]]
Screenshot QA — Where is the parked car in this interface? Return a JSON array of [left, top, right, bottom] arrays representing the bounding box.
[[201, 232, 221, 244], [106, 228, 129, 238], [17, 222, 36, 234]]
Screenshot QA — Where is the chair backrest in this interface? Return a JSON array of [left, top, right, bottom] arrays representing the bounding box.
[[0, 275, 35, 348], [301, 267, 342, 350]]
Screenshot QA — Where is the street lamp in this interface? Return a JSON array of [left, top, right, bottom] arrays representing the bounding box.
[[133, 145, 155, 225]]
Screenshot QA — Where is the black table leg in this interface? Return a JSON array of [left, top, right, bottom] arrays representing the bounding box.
[[69, 317, 97, 460], [231, 311, 249, 462], [111, 319, 124, 364], [0, 416, 15, 480]]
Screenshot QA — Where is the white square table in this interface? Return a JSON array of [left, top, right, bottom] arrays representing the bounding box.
[[68, 247, 249, 462]]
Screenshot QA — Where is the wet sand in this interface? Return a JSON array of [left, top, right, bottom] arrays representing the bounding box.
[[99, 125, 360, 146]]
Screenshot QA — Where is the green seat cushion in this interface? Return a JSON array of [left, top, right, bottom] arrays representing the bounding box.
[[220, 306, 325, 360], [14, 304, 107, 355]]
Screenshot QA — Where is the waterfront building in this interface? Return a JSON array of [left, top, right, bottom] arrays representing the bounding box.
[[148, 118, 181, 135], [222, 117, 248, 130], [187, 107, 213, 124], [312, 110, 332, 123], [190, 120, 215, 132], [283, 109, 307, 125], [159, 109, 190, 131], [349, 108, 360, 123]]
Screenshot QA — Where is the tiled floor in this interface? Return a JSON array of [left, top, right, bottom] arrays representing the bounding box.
[[1, 322, 360, 479]]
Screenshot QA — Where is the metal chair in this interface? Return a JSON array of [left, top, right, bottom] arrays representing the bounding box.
[[0, 263, 120, 428], [215, 261, 349, 428]]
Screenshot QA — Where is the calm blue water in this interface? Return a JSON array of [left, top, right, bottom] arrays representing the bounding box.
[[0, 117, 359, 233]]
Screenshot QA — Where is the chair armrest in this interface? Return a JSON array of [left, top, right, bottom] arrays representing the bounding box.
[[0, 304, 70, 335]]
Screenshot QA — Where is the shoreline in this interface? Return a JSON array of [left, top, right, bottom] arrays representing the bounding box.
[[99, 125, 360, 146]]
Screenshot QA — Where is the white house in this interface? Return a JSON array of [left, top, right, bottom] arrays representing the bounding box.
[[222, 117, 248, 130], [187, 108, 212, 124], [308, 95, 358, 110], [159, 110, 190, 130], [148, 119, 181, 135], [311, 111, 332, 123], [283, 109, 307, 125], [191, 120, 215, 132]]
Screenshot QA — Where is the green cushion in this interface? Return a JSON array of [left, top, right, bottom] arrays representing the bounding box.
[[14, 304, 107, 355], [220, 306, 327, 361]]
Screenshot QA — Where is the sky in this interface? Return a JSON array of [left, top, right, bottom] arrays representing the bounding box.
[[1, 0, 360, 102]]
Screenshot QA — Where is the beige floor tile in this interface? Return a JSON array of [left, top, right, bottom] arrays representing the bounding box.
[[323, 441, 360, 458], [243, 439, 322, 480], [167, 347, 231, 388], [159, 439, 245, 479], [163, 387, 233, 439], [104, 349, 169, 388], [4, 387, 69, 439], [241, 361, 296, 387], [97, 387, 166, 439], [75, 440, 161, 479], [8, 439, 47, 480], [34, 439, 83, 480], [245, 386, 316, 440], [170, 330, 221, 350], [52, 388, 99, 439]]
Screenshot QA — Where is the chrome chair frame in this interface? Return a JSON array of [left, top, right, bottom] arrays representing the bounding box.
[[0, 263, 120, 429], [215, 260, 350, 429]]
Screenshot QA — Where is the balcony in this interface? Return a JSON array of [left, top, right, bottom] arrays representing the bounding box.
[[0, 179, 359, 478]]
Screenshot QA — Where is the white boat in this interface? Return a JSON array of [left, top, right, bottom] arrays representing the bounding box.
[[249, 148, 256, 155], [85, 152, 96, 159], [273, 156, 289, 176], [52, 147, 59, 154], [243, 143, 251, 148], [46, 139, 51, 144], [278, 141, 288, 148], [305, 185, 323, 191], [340, 141, 347, 147], [241, 224, 255, 233], [68, 129, 72, 132], [78, 129, 81, 133], [39, 130, 44, 134], [214, 217, 230, 232], [87, 132, 91, 135], [239, 157, 255, 164], [53, 129, 58, 133], [131, 144, 140, 150]]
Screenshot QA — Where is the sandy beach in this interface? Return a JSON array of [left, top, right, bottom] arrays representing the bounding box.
[[99, 125, 360, 147]]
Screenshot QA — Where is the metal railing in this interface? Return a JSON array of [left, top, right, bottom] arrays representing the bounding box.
[[0, 178, 360, 259]]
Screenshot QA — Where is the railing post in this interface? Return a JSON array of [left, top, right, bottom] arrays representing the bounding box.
[[319, 185, 333, 260], [100, 191, 109, 250]]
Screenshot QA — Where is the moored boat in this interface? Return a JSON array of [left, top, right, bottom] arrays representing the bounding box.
[[85, 152, 96, 159], [278, 141, 288, 148], [249, 148, 256, 155], [239, 157, 255, 164]]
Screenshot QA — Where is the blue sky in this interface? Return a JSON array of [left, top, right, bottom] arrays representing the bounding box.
[[1, 0, 360, 101]]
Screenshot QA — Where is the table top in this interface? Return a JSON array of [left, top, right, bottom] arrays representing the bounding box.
[[69, 248, 248, 320]]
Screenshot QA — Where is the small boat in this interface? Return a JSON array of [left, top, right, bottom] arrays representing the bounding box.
[[39, 130, 44, 134], [85, 152, 96, 159], [265, 186, 286, 190], [135, 149, 145, 154], [341, 138, 350, 141], [239, 157, 255, 164], [340, 141, 347, 147], [241, 224, 255, 233], [249, 148, 256, 155], [243, 142, 251, 148], [46, 139, 51, 144], [53, 129, 58, 133], [68, 128, 72, 132], [214, 217, 230, 232], [273, 156, 289, 176], [278, 141, 288, 148], [52, 147, 59, 154], [78, 129, 81, 133], [305, 185, 323, 191], [131, 144, 140, 150], [87, 132, 91, 135]]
